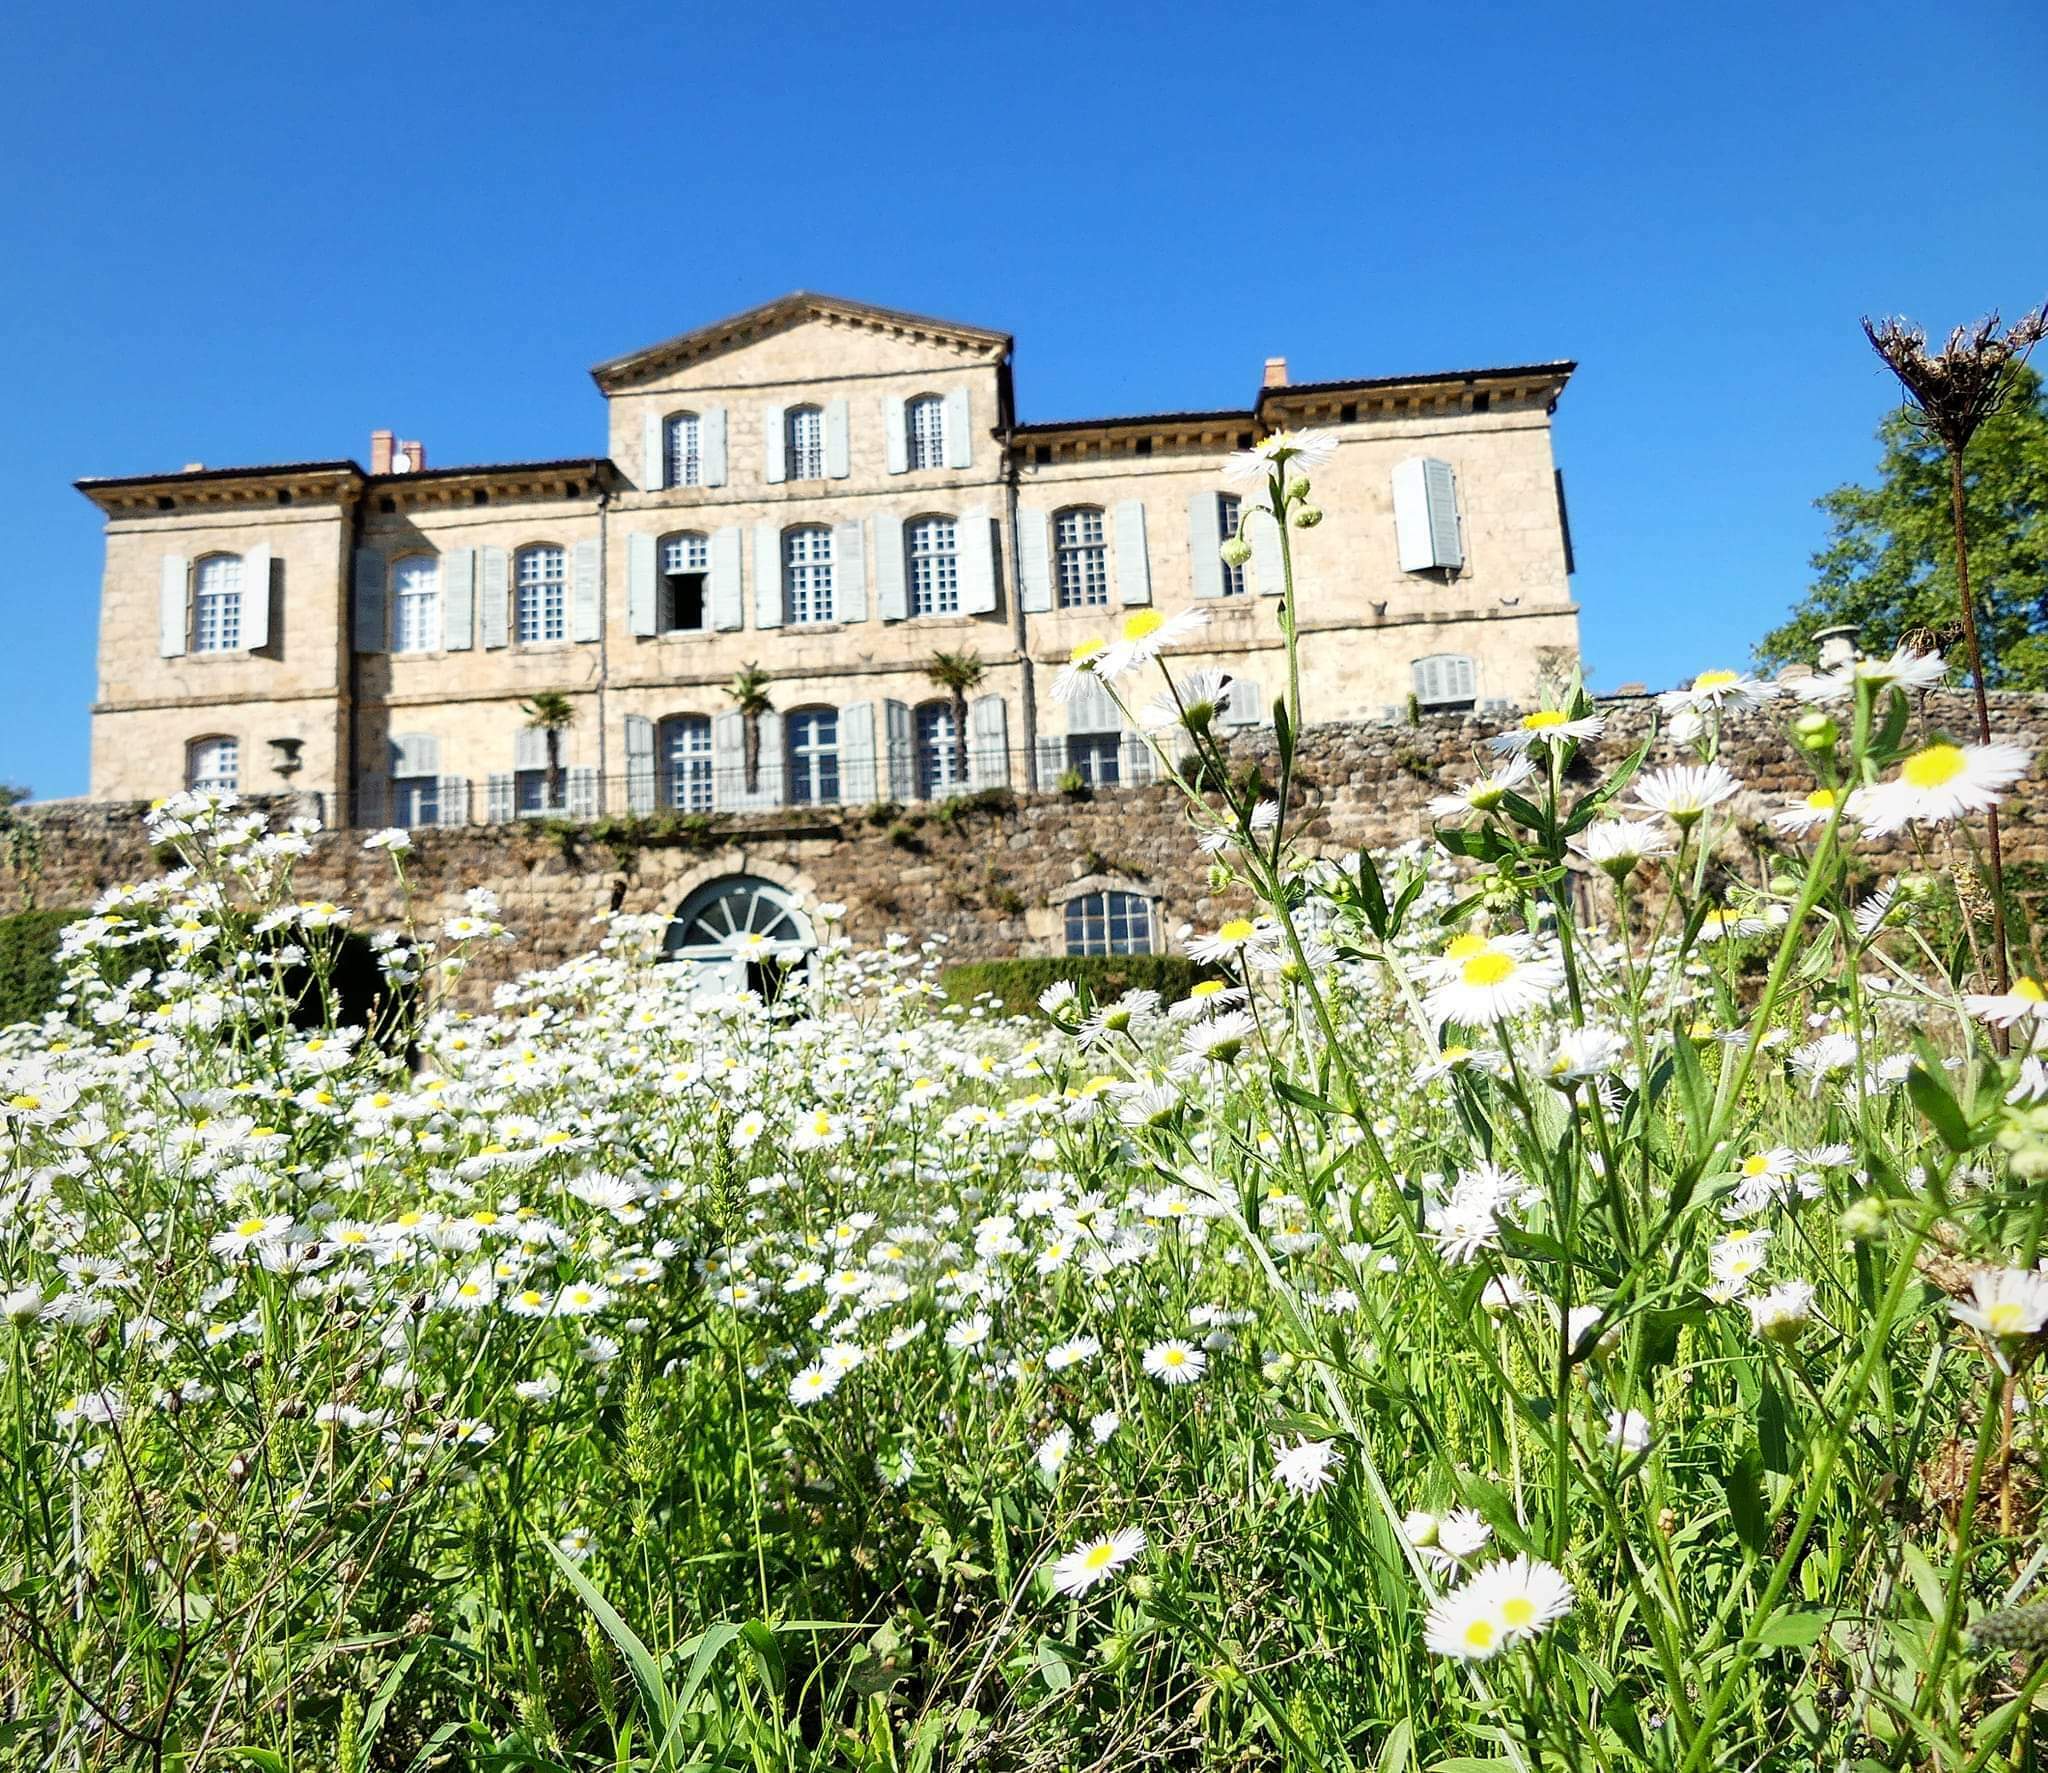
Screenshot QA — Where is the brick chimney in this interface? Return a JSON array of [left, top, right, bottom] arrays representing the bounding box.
[[1262, 356, 1289, 389], [398, 438, 426, 472], [370, 429, 394, 475]]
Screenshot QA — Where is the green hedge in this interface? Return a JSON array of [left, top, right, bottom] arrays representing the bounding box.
[[0, 909, 86, 1028], [940, 954, 1215, 1018]]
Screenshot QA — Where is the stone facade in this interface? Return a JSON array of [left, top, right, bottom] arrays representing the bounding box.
[[80, 293, 1581, 831]]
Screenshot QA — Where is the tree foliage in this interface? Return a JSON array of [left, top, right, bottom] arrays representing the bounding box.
[[1758, 363, 2048, 684]]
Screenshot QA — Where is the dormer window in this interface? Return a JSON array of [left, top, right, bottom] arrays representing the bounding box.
[[664, 413, 702, 488], [906, 394, 946, 471], [786, 406, 826, 481]]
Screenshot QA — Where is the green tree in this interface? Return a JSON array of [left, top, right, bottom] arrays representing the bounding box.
[[1757, 362, 2048, 683], [518, 692, 576, 811], [922, 651, 984, 787], [722, 664, 774, 795]]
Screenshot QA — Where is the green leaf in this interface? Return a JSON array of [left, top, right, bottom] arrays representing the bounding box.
[[1036, 1636, 1075, 1694], [1907, 1062, 1975, 1152], [1273, 1073, 1343, 1119], [1725, 1446, 1768, 1555], [545, 1543, 678, 1751], [739, 1618, 785, 1700], [1757, 1609, 1827, 1649], [1354, 847, 1390, 940], [1376, 1718, 1415, 1773], [1758, 1371, 1795, 1476]]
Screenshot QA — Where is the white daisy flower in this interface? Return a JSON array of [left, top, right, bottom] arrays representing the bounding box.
[[1633, 762, 1740, 828], [1965, 977, 2048, 1029], [1488, 707, 1604, 755], [1222, 427, 1339, 484], [1049, 1525, 1146, 1595], [1142, 1339, 1207, 1385], [1857, 741, 2031, 835]]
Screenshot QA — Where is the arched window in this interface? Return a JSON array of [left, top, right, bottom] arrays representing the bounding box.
[[1054, 507, 1108, 608], [660, 714, 714, 811], [660, 532, 710, 633], [782, 526, 835, 625], [515, 545, 566, 644], [1411, 653, 1477, 711], [192, 554, 244, 652], [915, 700, 963, 798], [1216, 494, 1247, 596], [785, 405, 826, 481], [390, 555, 442, 653], [662, 874, 815, 998], [186, 735, 239, 795], [907, 516, 959, 617], [664, 412, 702, 488], [786, 707, 840, 805], [906, 394, 946, 471], [1065, 890, 1155, 956]]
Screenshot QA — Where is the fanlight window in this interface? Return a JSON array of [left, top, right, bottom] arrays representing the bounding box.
[[662, 874, 815, 998]]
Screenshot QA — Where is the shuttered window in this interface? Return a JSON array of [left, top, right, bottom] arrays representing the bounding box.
[[516, 546, 566, 644], [1217, 495, 1246, 596], [907, 517, 959, 616], [660, 714, 715, 811], [665, 413, 702, 487], [783, 526, 836, 625], [786, 406, 826, 481], [1054, 507, 1109, 608], [192, 554, 243, 652], [1065, 890, 1153, 956], [1412, 653, 1478, 709], [907, 395, 946, 470], [186, 735, 238, 795], [786, 707, 840, 805], [391, 555, 442, 653], [915, 701, 963, 797]]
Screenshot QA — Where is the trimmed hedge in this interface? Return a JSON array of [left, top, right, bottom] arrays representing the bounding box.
[[0, 909, 87, 1028], [940, 954, 1215, 1018]]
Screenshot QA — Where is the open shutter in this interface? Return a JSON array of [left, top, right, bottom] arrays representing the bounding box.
[[566, 766, 599, 818], [883, 395, 908, 473], [1113, 502, 1151, 606], [643, 411, 664, 491], [514, 727, 550, 772], [485, 773, 515, 823], [752, 710, 784, 807], [957, 508, 996, 615], [711, 711, 745, 810], [437, 777, 470, 827], [1017, 510, 1052, 612], [1394, 458, 1464, 571], [825, 398, 850, 479], [627, 532, 658, 636], [241, 545, 272, 650], [480, 547, 510, 646], [1120, 731, 1158, 785], [1034, 734, 1066, 791], [1246, 506, 1284, 597], [943, 387, 973, 469], [834, 521, 868, 623], [571, 538, 601, 642], [969, 694, 1008, 788], [709, 526, 743, 630], [158, 554, 189, 658], [884, 700, 915, 799], [753, 526, 782, 629], [1187, 491, 1226, 598], [1425, 460, 1464, 569], [391, 732, 440, 777], [839, 702, 877, 803], [443, 548, 475, 649], [624, 714, 656, 813], [761, 403, 787, 483], [875, 517, 908, 620], [700, 407, 727, 486]]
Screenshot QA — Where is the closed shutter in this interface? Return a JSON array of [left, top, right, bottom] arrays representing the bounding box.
[[709, 526, 743, 630], [1412, 657, 1442, 704], [443, 548, 475, 649], [623, 714, 656, 813], [643, 410, 664, 491], [943, 387, 972, 470], [1113, 502, 1151, 606], [1414, 654, 1475, 705], [485, 773, 515, 823], [711, 710, 745, 810], [825, 398, 851, 479], [834, 521, 868, 623], [883, 394, 908, 474], [1225, 675, 1266, 727], [753, 526, 782, 628], [752, 710, 785, 807], [566, 766, 599, 818], [515, 726, 551, 772], [1246, 506, 1284, 597], [437, 776, 470, 827], [1187, 491, 1226, 598], [158, 554, 189, 657], [1066, 673, 1120, 734], [571, 538, 601, 642], [761, 403, 787, 483], [1425, 460, 1464, 569], [957, 508, 996, 615], [1120, 731, 1157, 785], [884, 700, 914, 799], [839, 701, 877, 802], [1034, 733, 1066, 791], [969, 694, 1008, 788], [700, 407, 727, 486], [480, 547, 510, 647], [1017, 510, 1052, 612], [875, 516, 908, 620], [391, 732, 440, 776], [241, 545, 272, 650], [627, 532, 658, 636]]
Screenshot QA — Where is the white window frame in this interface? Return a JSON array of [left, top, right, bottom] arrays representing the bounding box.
[[786, 406, 826, 482], [1065, 731, 1121, 786], [914, 699, 964, 797], [907, 516, 960, 617], [660, 532, 711, 633], [192, 554, 243, 652], [516, 545, 567, 645], [786, 707, 840, 805], [660, 713, 715, 811], [186, 735, 239, 795], [1064, 889, 1156, 956], [1054, 507, 1109, 609], [664, 412, 702, 488], [783, 526, 836, 626], [390, 554, 443, 653], [391, 774, 441, 828], [906, 394, 946, 471]]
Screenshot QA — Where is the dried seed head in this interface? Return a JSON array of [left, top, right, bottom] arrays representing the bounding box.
[[1972, 1597, 2048, 1655]]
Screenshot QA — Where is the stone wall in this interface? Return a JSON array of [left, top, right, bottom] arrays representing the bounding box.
[[11, 690, 2048, 1003]]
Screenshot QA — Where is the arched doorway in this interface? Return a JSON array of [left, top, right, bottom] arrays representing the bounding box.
[[661, 874, 815, 999]]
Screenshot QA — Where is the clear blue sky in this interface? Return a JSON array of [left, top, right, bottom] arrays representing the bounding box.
[[5, 0, 2044, 799]]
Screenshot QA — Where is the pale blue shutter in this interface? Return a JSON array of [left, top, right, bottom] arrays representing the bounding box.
[[1034, 734, 1066, 791], [567, 766, 599, 818], [825, 399, 850, 479], [711, 711, 743, 809], [1187, 492, 1226, 598], [943, 387, 972, 470], [957, 509, 996, 615], [839, 701, 877, 802], [571, 539, 601, 642], [391, 732, 439, 776], [480, 548, 510, 646], [437, 777, 470, 827], [884, 700, 914, 798], [969, 694, 1008, 788], [710, 526, 743, 630], [624, 714, 656, 813], [753, 710, 785, 807], [700, 407, 727, 486], [1226, 675, 1265, 727], [883, 395, 908, 474], [485, 773, 515, 823], [443, 549, 475, 649], [241, 545, 272, 650], [1017, 511, 1052, 612], [1412, 657, 1443, 705], [1120, 731, 1157, 784], [1394, 459, 1462, 571], [515, 727, 550, 773], [627, 533, 658, 636], [761, 404, 787, 483], [875, 517, 908, 620], [753, 526, 782, 628], [1425, 460, 1464, 570], [1113, 502, 1151, 606], [643, 411, 664, 491], [1247, 507, 1284, 597], [158, 554, 188, 657], [834, 521, 867, 623]]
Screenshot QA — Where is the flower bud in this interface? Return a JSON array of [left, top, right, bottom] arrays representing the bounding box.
[[1839, 1195, 1887, 1243], [1219, 537, 1252, 569], [1793, 711, 1838, 753], [1283, 474, 1311, 503], [1291, 504, 1324, 529]]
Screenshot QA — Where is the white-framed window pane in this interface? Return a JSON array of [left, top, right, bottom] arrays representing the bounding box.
[[915, 701, 963, 797], [391, 775, 441, 828], [787, 407, 825, 481], [787, 708, 840, 805], [1065, 890, 1153, 956], [192, 555, 243, 652], [907, 395, 946, 471], [1066, 732, 1120, 786], [661, 533, 709, 574], [1055, 509, 1108, 608], [783, 527, 835, 625], [907, 517, 959, 616], [516, 547, 566, 643], [186, 736, 238, 794], [391, 556, 442, 652], [666, 414, 701, 487], [660, 715, 715, 811], [515, 769, 557, 815], [1217, 494, 1247, 596], [662, 533, 710, 632]]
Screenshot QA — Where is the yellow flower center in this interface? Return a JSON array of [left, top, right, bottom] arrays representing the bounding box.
[[7, 1095, 39, 1111], [1742, 1155, 1770, 1178], [1122, 610, 1165, 641], [1901, 744, 1967, 790], [1070, 638, 1106, 664], [1501, 1596, 1536, 1628], [1522, 710, 1569, 731], [1462, 1618, 1498, 1650], [1217, 918, 1256, 943], [1161, 1348, 1186, 1366], [1083, 1541, 1119, 1569], [812, 1114, 833, 1135], [1694, 669, 1740, 691], [2017, 978, 2046, 1002], [1804, 788, 1836, 811], [1443, 933, 1488, 961], [1191, 980, 1225, 999], [1461, 952, 1518, 987], [1987, 1300, 2026, 1334], [234, 1218, 266, 1237]]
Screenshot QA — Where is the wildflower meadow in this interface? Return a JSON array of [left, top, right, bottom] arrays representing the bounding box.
[[8, 432, 2048, 1771]]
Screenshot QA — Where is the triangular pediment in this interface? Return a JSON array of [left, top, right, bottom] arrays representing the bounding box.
[[591, 293, 1011, 392]]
